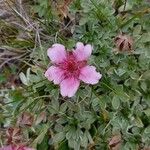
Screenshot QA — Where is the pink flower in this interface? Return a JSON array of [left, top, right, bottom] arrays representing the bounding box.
[[0, 145, 34, 150], [45, 42, 102, 97]]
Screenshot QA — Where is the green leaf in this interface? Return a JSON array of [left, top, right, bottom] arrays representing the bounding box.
[[85, 130, 94, 144], [0, 74, 6, 83], [113, 0, 124, 10], [140, 82, 147, 92], [144, 108, 150, 117], [51, 89, 59, 101], [112, 96, 120, 109], [37, 134, 49, 150], [53, 132, 65, 143], [73, 140, 81, 150], [92, 97, 99, 111], [58, 140, 69, 150], [134, 117, 144, 128], [142, 70, 150, 80], [133, 25, 141, 36], [26, 68, 31, 81], [66, 126, 76, 140], [140, 32, 150, 43], [19, 72, 29, 86], [9, 89, 24, 102], [99, 96, 107, 109], [60, 102, 68, 113], [79, 16, 89, 25], [68, 138, 75, 149], [114, 68, 126, 76], [80, 132, 88, 148], [144, 126, 150, 134], [31, 124, 49, 148]]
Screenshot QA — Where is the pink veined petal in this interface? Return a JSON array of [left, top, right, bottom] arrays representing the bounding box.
[[45, 66, 65, 84], [47, 44, 67, 64], [74, 42, 92, 61], [14, 146, 35, 150], [0, 145, 12, 150], [60, 77, 80, 97], [76, 42, 84, 50], [0, 145, 35, 150], [79, 66, 102, 84]]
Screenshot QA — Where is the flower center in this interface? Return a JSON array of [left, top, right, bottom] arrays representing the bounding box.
[[60, 52, 87, 78], [66, 60, 78, 73]]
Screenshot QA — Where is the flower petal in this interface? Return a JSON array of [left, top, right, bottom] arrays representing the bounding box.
[[74, 42, 92, 61], [0, 146, 12, 150], [76, 42, 84, 50], [45, 66, 64, 84], [0, 145, 35, 150], [79, 66, 102, 84], [60, 77, 80, 97], [47, 44, 67, 64]]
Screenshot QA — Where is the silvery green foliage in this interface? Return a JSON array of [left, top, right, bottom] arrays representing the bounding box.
[[1, 0, 150, 150]]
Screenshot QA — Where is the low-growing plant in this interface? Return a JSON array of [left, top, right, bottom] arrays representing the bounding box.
[[0, 0, 150, 150]]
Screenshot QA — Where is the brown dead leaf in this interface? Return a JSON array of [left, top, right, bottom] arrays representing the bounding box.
[[6, 127, 22, 144], [35, 112, 47, 125], [114, 34, 134, 52], [55, 0, 74, 19], [109, 134, 122, 150], [142, 147, 150, 150], [17, 112, 34, 127]]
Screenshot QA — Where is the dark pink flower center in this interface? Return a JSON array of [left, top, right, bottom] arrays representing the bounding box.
[[66, 60, 78, 73], [59, 52, 87, 78]]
